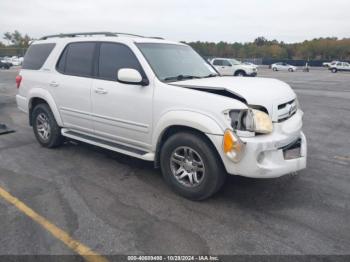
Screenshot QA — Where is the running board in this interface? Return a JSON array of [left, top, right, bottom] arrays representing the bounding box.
[[61, 129, 154, 161]]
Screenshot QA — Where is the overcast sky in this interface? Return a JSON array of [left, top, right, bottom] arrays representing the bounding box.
[[0, 0, 349, 44]]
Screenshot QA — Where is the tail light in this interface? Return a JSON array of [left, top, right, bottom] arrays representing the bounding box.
[[16, 75, 22, 88]]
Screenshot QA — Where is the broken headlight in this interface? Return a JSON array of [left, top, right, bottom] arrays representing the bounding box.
[[229, 108, 273, 135]]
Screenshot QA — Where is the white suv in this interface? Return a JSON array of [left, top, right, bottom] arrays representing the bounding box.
[[328, 61, 350, 73], [210, 58, 258, 77], [16, 32, 307, 200]]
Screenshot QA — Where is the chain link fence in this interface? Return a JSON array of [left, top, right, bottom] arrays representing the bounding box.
[[0, 48, 27, 57]]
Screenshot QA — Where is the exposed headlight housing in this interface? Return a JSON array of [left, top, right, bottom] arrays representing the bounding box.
[[229, 108, 273, 135]]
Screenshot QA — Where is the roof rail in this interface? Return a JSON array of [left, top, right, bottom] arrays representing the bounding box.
[[148, 36, 164, 40], [39, 31, 164, 40], [113, 32, 144, 38], [40, 32, 118, 40]]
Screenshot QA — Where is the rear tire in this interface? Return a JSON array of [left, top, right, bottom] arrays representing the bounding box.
[[32, 103, 64, 148], [288, 68, 293, 72], [160, 132, 226, 200]]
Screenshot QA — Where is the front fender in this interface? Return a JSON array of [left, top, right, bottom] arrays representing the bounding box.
[[152, 110, 225, 151], [27, 88, 63, 126]]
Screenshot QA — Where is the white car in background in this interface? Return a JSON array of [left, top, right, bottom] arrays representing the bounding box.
[[271, 62, 297, 72], [328, 61, 350, 73], [210, 58, 258, 77], [2, 56, 23, 66]]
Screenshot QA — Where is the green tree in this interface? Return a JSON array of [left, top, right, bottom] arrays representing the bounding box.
[[3, 30, 32, 48]]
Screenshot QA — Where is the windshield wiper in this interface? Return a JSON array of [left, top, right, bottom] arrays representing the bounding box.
[[163, 75, 201, 82]]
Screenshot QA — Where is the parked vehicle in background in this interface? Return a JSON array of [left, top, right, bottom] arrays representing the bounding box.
[[271, 62, 297, 72], [328, 61, 350, 73], [323, 61, 338, 67], [1, 56, 23, 66], [16, 32, 306, 200], [0, 60, 12, 69], [210, 58, 258, 77]]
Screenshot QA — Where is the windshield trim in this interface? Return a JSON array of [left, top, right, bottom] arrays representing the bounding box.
[[135, 42, 219, 83]]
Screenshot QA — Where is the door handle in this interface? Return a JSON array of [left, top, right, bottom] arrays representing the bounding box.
[[49, 81, 59, 87], [94, 87, 108, 94]]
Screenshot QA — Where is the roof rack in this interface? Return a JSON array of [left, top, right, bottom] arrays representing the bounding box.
[[39, 32, 164, 40], [40, 32, 119, 40]]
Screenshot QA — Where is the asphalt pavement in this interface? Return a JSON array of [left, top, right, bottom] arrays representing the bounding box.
[[0, 67, 349, 256]]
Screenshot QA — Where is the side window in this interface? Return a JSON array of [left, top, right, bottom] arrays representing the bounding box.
[[222, 60, 231, 66], [337, 62, 342, 66], [213, 59, 222, 66], [98, 43, 142, 81], [56, 47, 68, 73], [57, 42, 95, 77], [22, 43, 56, 70]]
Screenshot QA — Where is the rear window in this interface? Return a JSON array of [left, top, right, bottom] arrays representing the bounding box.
[[56, 42, 95, 77], [22, 43, 56, 70]]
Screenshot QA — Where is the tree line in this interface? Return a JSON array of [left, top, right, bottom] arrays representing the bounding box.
[[186, 37, 350, 61], [1, 31, 349, 61]]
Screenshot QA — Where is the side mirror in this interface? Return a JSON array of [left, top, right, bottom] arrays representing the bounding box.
[[117, 68, 148, 86]]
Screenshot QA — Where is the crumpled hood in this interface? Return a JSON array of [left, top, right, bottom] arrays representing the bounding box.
[[172, 76, 296, 122]]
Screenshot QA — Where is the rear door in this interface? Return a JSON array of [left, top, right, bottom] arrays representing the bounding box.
[[51, 42, 96, 134], [91, 42, 153, 150]]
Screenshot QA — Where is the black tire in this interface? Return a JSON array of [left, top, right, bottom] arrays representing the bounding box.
[[234, 70, 246, 77], [288, 68, 293, 72], [272, 67, 277, 71], [331, 68, 337, 73], [160, 131, 226, 200], [32, 103, 64, 148]]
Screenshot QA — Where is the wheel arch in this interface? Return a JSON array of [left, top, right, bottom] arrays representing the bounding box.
[[234, 69, 246, 76], [28, 89, 63, 126], [152, 111, 225, 168]]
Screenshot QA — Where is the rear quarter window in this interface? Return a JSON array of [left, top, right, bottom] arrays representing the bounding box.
[[22, 43, 56, 70], [56, 42, 95, 77]]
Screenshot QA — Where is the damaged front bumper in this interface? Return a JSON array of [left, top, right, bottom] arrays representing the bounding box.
[[207, 109, 307, 178]]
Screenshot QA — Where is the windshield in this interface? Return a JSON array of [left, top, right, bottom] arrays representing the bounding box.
[[136, 43, 217, 82], [229, 59, 241, 65]]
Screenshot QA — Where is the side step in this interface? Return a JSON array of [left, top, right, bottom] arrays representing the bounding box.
[[61, 129, 154, 161]]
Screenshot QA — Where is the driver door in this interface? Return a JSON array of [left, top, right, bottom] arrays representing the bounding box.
[[221, 59, 233, 75], [91, 42, 153, 150]]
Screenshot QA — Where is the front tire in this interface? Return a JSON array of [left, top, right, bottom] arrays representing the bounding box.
[[234, 70, 246, 77], [288, 68, 293, 72], [272, 67, 278, 71], [32, 103, 64, 148], [160, 132, 226, 200], [331, 68, 338, 73]]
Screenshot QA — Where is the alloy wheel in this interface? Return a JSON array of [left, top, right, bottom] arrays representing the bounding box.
[[170, 146, 205, 187]]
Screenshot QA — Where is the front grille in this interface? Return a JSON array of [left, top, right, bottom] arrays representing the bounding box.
[[277, 99, 297, 122]]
